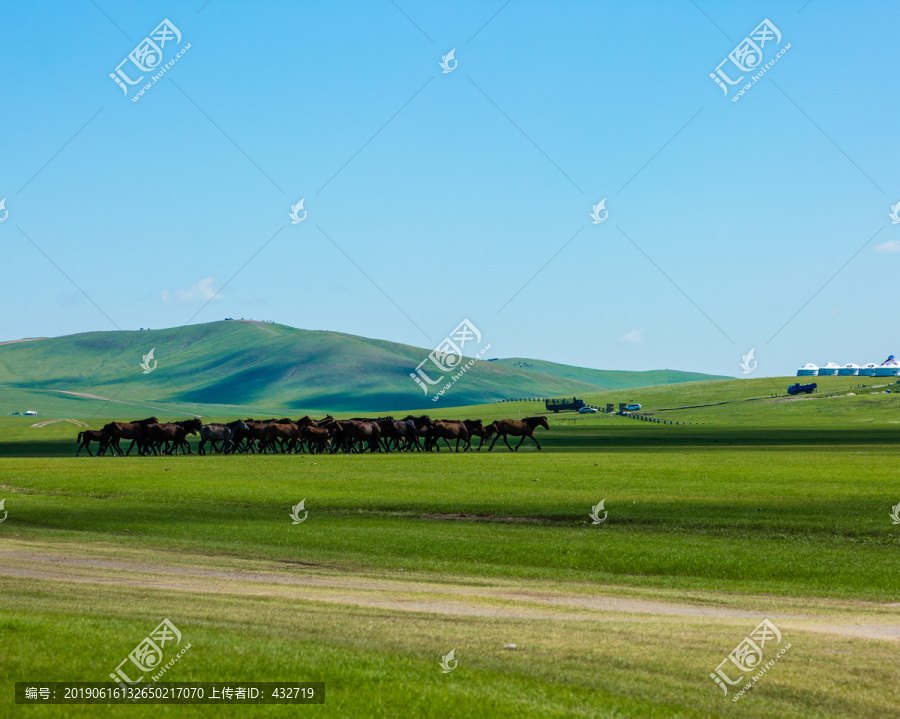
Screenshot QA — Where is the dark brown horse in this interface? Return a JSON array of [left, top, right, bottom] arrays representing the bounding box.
[[240, 421, 274, 453], [136, 419, 201, 455], [300, 425, 331, 453], [76, 429, 112, 456], [102, 416, 158, 455], [488, 416, 550, 451], [478, 421, 498, 451], [403, 415, 432, 451], [372, 417, 405, 452], [462, 419, 487, 451], [331, 420, 381, 453]]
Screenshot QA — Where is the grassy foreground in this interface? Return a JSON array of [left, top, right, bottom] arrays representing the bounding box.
[[2, 399, 900, 717]]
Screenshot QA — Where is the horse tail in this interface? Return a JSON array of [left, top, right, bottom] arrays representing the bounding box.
[[77, 431, 83, 443]]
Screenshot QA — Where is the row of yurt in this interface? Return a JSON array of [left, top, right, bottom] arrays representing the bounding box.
[[875, 355, 900, 376], [797, 356, 900, 377]]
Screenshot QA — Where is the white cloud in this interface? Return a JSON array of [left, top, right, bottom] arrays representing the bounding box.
[[161, 277, 222, 304], [874, 240, 900, 254], [620, 329, 644, 343]]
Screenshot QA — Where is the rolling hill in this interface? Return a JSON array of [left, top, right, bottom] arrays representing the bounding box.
[[0, 321, 729, 414]]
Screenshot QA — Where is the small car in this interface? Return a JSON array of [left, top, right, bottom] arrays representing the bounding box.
[[625, 403, 642, 411], [577, 406, 598, 413]]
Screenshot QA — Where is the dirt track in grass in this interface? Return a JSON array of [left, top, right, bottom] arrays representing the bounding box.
[[1, 539, 898, 641]]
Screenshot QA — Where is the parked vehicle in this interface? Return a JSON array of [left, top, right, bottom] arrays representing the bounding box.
[[787, 383, 817, 396], [545, 397, 585, 412], [625, 403, 642, 411], [577, 406, 598, 414]]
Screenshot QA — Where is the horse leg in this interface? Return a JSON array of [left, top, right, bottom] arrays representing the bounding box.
[[513, 434, 528, 451], [488, 434, 499, 451], [126, 438, 137, 456], [529, 433, 542, 451], [502, 433, 514, 451]]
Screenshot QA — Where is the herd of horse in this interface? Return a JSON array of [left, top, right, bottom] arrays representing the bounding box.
[[74, 415, 551, 456]]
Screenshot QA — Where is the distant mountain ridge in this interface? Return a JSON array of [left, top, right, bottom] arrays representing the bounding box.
[[0, 321, 730, 411]]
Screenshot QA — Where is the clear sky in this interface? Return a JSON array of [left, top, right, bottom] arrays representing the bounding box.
[[2, 0, 898, 378]]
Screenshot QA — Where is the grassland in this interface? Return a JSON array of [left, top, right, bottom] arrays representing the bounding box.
[[1, 377, 899, 717]]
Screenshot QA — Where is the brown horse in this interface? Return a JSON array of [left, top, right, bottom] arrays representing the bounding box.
[[300, 425, 331, 453], [488, 416, 550, 451], [76, 429, 112, 456], [372, 417, 405, 452], [478, 422, 498, 451], [259, 423, 302, 453], [102, 416, 158, 456], [462, 419, 487, 451], [136, 419, 201, 455], [427, 420, 469, 452], [240, 421, 274, 453], [402, 415, 432, 451], [331, 420, 381, 453]]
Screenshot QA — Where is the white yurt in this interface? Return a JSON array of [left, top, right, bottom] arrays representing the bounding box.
[[797, 363, 819, 377], [875, 355, 900, 377], [819, 362, 840, 376], [837, 363, 860, 376], [859, 363, 878, 376]]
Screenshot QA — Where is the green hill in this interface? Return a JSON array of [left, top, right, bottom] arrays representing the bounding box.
[[0, 321, 728, 415], [492, 358, 722, 390]]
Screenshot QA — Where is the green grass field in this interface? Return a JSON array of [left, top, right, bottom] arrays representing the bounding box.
[[2, 377, 899, 717]]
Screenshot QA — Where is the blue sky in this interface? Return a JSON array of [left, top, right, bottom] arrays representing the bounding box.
[[2, 0, 898, 378]]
